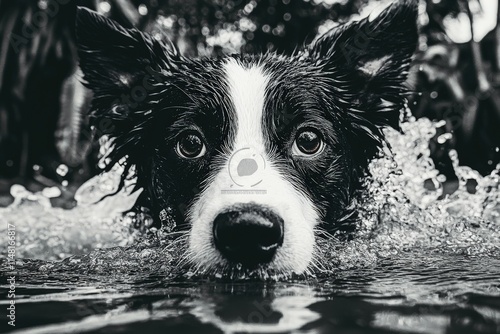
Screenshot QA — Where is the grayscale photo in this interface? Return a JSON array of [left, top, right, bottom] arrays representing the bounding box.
[[0, 0, 499, 333]]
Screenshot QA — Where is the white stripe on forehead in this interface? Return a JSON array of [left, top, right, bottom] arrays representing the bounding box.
[[223, 59, 269, 150], [188, 59, 319, 273]]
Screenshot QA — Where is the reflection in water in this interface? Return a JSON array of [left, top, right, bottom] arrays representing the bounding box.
[[2, 255, 499, 333], [191, 284, 319, 333]]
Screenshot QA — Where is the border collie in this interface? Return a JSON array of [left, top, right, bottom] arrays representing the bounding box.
[[75, 0, 417, 276]]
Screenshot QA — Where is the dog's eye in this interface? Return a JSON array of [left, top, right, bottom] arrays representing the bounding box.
[[176, 132, 206, 159], [292, 129, 324, 157]]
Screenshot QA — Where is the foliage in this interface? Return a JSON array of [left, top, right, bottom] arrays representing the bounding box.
[[0, 0, 498, 185]]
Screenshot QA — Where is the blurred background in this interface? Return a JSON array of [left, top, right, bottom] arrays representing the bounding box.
[[0, 0, 499, 203]]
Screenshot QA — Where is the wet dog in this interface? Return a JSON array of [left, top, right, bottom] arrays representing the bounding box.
[[76, 0, 417, 276]]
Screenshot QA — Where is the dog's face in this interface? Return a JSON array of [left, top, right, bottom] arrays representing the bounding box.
[[76, 1, 417, 276]]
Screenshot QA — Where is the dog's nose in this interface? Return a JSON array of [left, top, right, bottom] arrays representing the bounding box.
[[213, 205, 284, 268]]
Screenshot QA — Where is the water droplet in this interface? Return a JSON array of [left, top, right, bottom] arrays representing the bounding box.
[[98, 1, 111, 13], [42, 187, 61, 199], [38, 0, 48, 10], [56, 164, 69, 177], [437, 133, 452, 144], [138, 4, 148, 16]]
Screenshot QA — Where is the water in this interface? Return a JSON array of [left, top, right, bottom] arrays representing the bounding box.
[[1, 115, 499, 333]]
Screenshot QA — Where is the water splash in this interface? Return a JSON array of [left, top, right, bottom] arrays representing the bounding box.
[[0, 115, 499, 277], [338, 117, 498, 263], [311, 116, 499, 274], [0, 165, 143, 260]]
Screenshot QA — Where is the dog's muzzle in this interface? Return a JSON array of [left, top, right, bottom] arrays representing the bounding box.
[[213, 204, 284, 268]]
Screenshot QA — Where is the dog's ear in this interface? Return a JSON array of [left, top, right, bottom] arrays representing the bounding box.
[[75, 7, 181, 193], [76, 7, 179, 121], [308, 0, 418, 164]]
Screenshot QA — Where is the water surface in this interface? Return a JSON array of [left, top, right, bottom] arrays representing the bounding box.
[[1, 116, 499, 333]]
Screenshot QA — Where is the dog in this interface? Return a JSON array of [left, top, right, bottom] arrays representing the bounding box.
[[75, 0, 417, 277]]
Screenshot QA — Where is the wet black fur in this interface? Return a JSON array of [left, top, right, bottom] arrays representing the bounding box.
[[76, 0, 417, 235]]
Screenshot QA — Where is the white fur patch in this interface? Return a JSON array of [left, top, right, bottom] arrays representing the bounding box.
[[187, 59, 320, 274]]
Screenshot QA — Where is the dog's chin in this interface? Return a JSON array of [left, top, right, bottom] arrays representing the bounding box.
[[184, 237, 315, 280], [185, 257, 309, 281]]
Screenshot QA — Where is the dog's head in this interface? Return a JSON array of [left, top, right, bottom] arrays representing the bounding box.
[[76, 0, 417, 276]]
